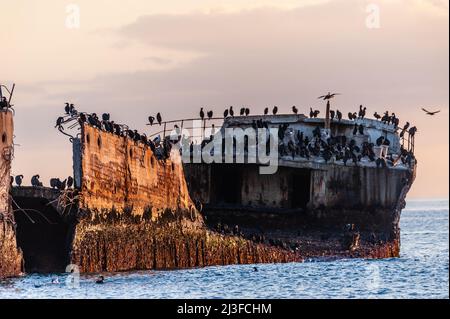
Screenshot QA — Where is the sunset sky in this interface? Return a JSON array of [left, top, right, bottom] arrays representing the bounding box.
[[0, 0, 448, 198]]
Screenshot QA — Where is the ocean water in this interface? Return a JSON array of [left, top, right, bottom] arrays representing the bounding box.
[[1, 199, 448, 299]]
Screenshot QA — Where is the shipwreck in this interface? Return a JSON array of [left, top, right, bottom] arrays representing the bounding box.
[[0, 93, 416, 278]]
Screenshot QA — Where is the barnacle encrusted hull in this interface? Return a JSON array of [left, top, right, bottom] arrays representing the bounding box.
[[67, 124, 299, 272], [70, 210, 299, 273]]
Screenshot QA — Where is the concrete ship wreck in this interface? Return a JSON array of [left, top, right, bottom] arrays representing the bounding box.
[[1, 97, 416, 277]]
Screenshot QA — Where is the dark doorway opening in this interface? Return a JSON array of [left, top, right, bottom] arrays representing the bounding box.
[[291, 169, 311, 209], [211, 165, 242, 205], [13, 197, 70, 273]]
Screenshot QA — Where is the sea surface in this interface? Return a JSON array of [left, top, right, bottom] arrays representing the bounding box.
[[1, 199, 448, 299]]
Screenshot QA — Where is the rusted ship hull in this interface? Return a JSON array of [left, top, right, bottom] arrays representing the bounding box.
[[7, 124, 299, 275]]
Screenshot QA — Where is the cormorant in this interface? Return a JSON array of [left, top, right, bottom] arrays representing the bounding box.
[[376, 136, 384, 146], [87, 114, 98, 127], [148, 116, 155, 125], [318, 92, 340, 100], [400, 122, 410, 138], [330, 110, 335, 120], [64, 103, 70, 114], [310, 107, 314, 118], [244, 108, 250, 116], [55, 117, 64, 128], [390, 113, 397, 127], [229, 106, 234, 117], [272, 106, 278, 115], [69, 104, 76, 115], [50, 178, 61, 189], [408, 126, 418, 137], [292, 106, 298, 114], [207, 110, 213, 119], [422, 108, 441, 116], [67, 176, 74, 188], [79, 113, 87, 124], [31, 175, 43, 187], [102, 113, 110, 121], [264, 107, 269, 115], [374, 112, 381, 120], [199, 108, 205, 120], [358, 105, 366, 119], [240, 108, 245, 116], [381, 111, 390, 123], [336, 110, 342, 121], [358, 124, 364, 135], [223, 109, 228, 118], [156, 113, 162, 125], [15, 175, 24, 187], [60, 179, 67, 190]]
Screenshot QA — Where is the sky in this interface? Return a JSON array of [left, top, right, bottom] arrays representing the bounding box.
[[0, 0, 448, 198]]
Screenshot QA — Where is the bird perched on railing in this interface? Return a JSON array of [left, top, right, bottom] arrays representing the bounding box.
[[229, 106, 234, 117], [207, 110, 213, 119], [148, 116, 155, 126], [240, 107, 245, 116], [336, 110, 342, 121], [156, 112, 162, 125], [400, 122, 410, 138], [65, 103, 77, 116], [64, 102, 70, 115], [244, 108, 250, 116], [292, 106, 298, 114], [55, 116, 64, 128], [200, 108, 205, 120], [408, 126, 418, 137], [318, 92, 340, 100]]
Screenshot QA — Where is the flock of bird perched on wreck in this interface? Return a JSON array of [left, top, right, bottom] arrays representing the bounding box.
[[9, 92, 433, 188], [54, 96, 418, 167], [11, 174, 74, 190]]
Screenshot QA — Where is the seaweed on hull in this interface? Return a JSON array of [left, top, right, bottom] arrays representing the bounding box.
[[70, 207, 299, 273]]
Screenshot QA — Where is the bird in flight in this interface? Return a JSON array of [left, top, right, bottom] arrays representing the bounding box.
[[421, 108, 441, 116], [318, 92, 340, 100]]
